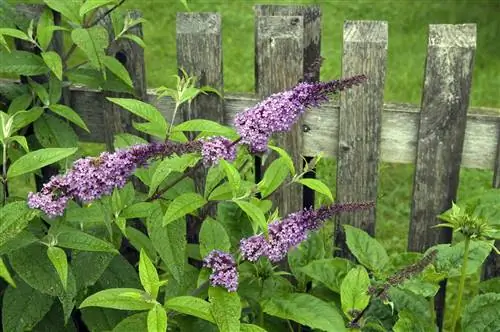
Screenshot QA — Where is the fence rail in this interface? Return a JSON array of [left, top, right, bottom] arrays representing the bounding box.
[[5, 3, 500, 330]]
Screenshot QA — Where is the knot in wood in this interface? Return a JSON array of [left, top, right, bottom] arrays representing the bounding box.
[[340, 141, 350, 151], [302, 124, 311, 132]]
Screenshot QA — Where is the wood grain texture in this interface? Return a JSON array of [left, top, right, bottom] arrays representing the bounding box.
[[176, 13, 223, 239], [255, 13, 304, 218], [407, 24, 476, 331], [334, 21, 388, 258], [408, 24, 476, 252]]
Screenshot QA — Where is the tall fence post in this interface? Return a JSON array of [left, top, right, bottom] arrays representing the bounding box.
[[334, 21, 388, 258], [255, 5, 321, 209], [176, 12, 224, 245], [483, 128, 500, 279], [408, 24, 476, 330], [254, 9, 304, 218]]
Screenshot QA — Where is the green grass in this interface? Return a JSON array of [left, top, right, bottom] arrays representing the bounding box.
[[125, 0, 500, 108]]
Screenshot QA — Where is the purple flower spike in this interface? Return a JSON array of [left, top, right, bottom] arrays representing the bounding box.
[[239, 201, 374, 262], [203, 250, 239, 292], [234, 75, 367, 153], [27, 141, 203, 217], [201, 136, 237, 166]]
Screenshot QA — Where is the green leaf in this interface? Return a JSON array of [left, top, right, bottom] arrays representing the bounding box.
[[48, 104, 90, 132], [0, 231, 38, 257], [0, 28, 30, 42], [56, 227, 118, 253], [120, 33, 146, 48], [114, 133, 148, 149], [7, 147, 77, 179], [148, 204, 186, 283], [47, 246, 68, 290], [163, 193, 206, 225], [36, 8, 54, 51], [80, 288, 156, 311], [269, 145, 295, 176], [234, 200, 267, 234], [240, 324, 268, 332], [0, 256, 15, 287], [9, 243, 63, 296], [462, 293, 500, 332], [29, 79, 50, 106], [389, 288, 432, 321], [165, 296, 215, 323], [126, 227, 158, 263], [288, 231, 326, 285], [9, 135, 29, 152], [112, 312, 148, 332], [139, 249, 160, 299], [0, 51, 48, 76], [147, 304, 167, 332], [340, 265, 371, 319], [220, 159, 241, 196], [41, 51, 62, 80], [107, 98, 167, 139], [122, 202, 155, 219], [72, 251, 114, 291], [262, 293, 346, 332], [432, 240, 493, 277], [344, 224, 389, 272], [0, 201, 38, 248], [71, 27, 108, 72], [393, 310, 436, 332], [7, 94, 32, 114], [34, 113, 79, 149], [300, 258, 354, 293], [199, 217, 231, 258], [44, 0, 82, 24], [2, 278, 54, 332], [103, 55, 133, 88], [209, 286, 241, 332], [11, 107, 44, 133], [173, 119, 237, 139], [79, 0, 117, 17], [258, 158, 290, 198], [149, 153, 200, 196], [296, 178, 334, 202]]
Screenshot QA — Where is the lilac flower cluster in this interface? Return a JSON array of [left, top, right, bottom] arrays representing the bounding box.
[[201, 136, 237, 166], [202, 250, 239, 292], [234, 75, 367, 153], [28, 141, 203, 217], [240, 201, 374, 262]]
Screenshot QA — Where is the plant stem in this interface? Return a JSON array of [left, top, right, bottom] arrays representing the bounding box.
[[2, 142, 8, 206], [451, 236, 471, 332]]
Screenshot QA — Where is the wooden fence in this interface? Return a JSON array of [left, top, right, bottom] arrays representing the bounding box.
[[7, 3, 500, 330]]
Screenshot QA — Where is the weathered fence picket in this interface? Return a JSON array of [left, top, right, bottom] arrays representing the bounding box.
[[334, 21, 388, 259], [4, 4, 500, 330]]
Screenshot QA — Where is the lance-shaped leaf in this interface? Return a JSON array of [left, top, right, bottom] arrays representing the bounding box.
[[139, 249, 160, 299], [44, 0, 82, 24], [41, 51, 63, 80], [165, 296, 215, 323], [112, 312, 148, 332], [296, 178, 334, 203], [80, 288, 156, 311], [79, 0, 118, 17], [7, 147, 78, 179], [0, 256, 15, 287], [262, 293, 346, 332], [49, 104, 90, 132], [220, 159, 241, 196], [71, 26, 108, 73], [0, 51, 49, 76], [300, 258, 354, 293], [268, 145, 295, 176], [235, 200, 267, 234], [47, 246, 68, 290], [173, 119, 237, 139], [199, 217, 231, 258], [209, 287, 241, 332], [103, 55, 133, 88], [147, 304, 167, 332], [163, 193, 207, 226], [56, 227, 118, 253], [258, 158, 289, 198]]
